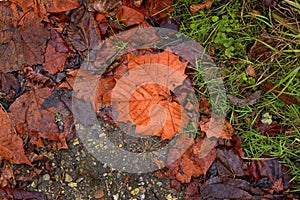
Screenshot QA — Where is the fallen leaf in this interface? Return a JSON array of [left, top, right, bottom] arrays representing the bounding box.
[[200, 177, 264, 199], [63, 7, 102, 57], [199, 113, 235, 140], [0, 161, 15, 187], [117, 5, 145, 26], [110, 49, 194, 139], [167, 135, 216, 183], [86, 0, 122, 17], [0, 107, 32, 166], [0, 2, 50, 72], [249, 33, 279, 61], [263, 82, 300, 105], [122, 0, 173, 23], [9, 88, 69, 149], [227, 90, 263, 106], [44, 28, 71, 74], [0, 72, 19, 102], [255, 115, 284, 136], [190, 1, 213, 14], [0, 186, 48, 200], [46, 0, 81, 12], [247, 159, 290, 192], [216, 147, 247, 177]]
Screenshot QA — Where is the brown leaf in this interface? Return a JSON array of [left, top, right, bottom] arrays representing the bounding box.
[[249, 33, 279, 61], [0, 72, 19, 102], [216, 147, 247, 177], [263, 82, 300, 105], [44, 28, 71, 74], [9, 88, 68, 149], [0, 108, 32, 166], [46, 0, 81, 13], [0, 186, 48, 200], [200, 177, 264, 199], [167, 135, 216, 183], [116, 6, 145, 26], [0, 2, 50, 73], [122, 0, 173, 23], [190, 1, 213, 14], [63, 7, 102, 57], [199, 114, 235, 140], [86, 0, 122, 17], [227, 90, 263, 106], [247, 159, 290, 192]]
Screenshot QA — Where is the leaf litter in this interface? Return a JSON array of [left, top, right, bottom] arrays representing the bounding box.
[[0, 0, 296, 199]]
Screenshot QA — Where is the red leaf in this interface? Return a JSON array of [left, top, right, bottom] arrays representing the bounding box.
[[0, 108, 32, 166]]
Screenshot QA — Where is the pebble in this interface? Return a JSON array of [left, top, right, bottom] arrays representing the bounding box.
[[68, 182, 77, 187], [65, 173, 73, 182], [43, 174, 51, 181]]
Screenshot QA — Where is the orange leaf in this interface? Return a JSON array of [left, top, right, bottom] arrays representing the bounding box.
[[0, 108, 32, 166], [199, 114, 235, 140], [111, 49, 193, 139]]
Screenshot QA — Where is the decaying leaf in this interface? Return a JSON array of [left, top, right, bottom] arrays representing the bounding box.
[[46, 0, 81, 13], [0, 186, 48, 200], [0, 2, 50, 73], [249, 33, 279, 61], [9, 87, 69, 149], [190, 1, 213, 14], [199, 113, 235, 140], [117, 5, 145, 26], [63, 7, 102, 57], [227, 90, 263, 106], [86, 0, 122, 16], [44, 28, 71, 74], [167, 135, 217, 183], [263, 82, 300, 105], [0, 107, 31, 166]]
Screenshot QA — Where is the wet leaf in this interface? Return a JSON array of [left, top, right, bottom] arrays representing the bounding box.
[[9, 87, 68, 149], [46, 0, 81, 13], [199, 114, 235, 140], [249, 33, 279, 61], [0, 107, 31, 166], [86, 0, 122, 17], [227, 90, 263, 106], [200, 177, 264, 199], [44, 28, 71, 74], [0, 2, 50, 73], [167, 135, 216, 183], [0, 186, 48, 200], [216, 147, 247, 177], [122, 0, 173, 23], [247, 159, 290, 192], [111, 49, 193, 139], [263, 82, 300, 105], [117, 6, 145, 26], [63, 7, 102, 57]]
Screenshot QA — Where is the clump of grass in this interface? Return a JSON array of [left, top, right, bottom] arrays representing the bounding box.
[[173, 0, 300, 191]]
